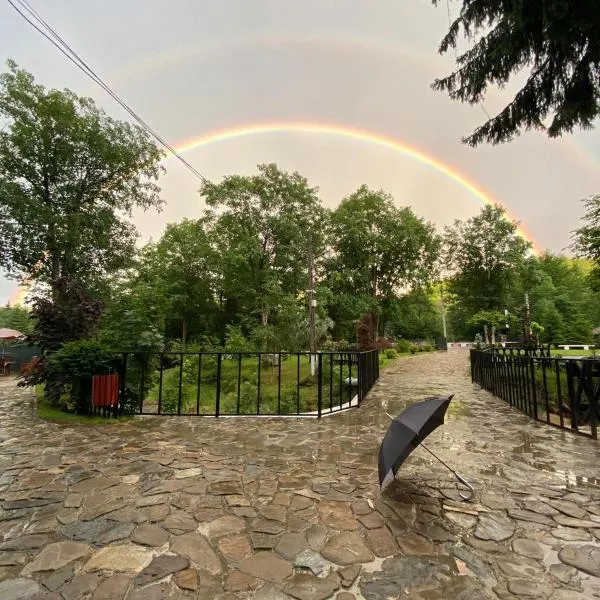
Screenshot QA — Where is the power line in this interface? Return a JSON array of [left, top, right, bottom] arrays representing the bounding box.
[[6, 0, 212, 185]]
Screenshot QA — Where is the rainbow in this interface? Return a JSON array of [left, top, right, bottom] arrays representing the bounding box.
[[8, 282, 29, 306], [106, 34, 596, 175], [172, 121, 540, 251], [6, 121, 540, 303]]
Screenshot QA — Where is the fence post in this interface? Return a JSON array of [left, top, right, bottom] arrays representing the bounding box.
[[215, 353, 222, 418], [317, 353, 323, 419], [357, 352, 362, 406], [529, 357, 538, 420], [139, 355, 146, 415], [470, 350, 474, 383], [566, 361, 578, 432], [158, 354, 164, 415]]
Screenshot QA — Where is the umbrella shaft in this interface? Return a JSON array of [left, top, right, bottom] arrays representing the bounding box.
[[418, 441, 456, 476]]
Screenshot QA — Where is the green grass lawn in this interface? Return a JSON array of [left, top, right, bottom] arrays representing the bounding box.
[[35, 385, 132, 425], [37, 400, 132, 425], [550, 348, 597, 357], [139, 353, 363, 415]]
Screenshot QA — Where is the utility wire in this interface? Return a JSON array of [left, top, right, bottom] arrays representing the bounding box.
[[7, 0, 213, 185]]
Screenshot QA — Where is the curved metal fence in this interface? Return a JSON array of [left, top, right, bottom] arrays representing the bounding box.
[[471, 349, 599, 439], [112, 350, 379, 418]]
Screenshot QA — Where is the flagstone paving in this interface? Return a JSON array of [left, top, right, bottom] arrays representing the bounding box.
[[0, 350, 599, 599]]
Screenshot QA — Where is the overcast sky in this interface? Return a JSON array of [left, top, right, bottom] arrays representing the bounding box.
[[0, 0, 598, 304]]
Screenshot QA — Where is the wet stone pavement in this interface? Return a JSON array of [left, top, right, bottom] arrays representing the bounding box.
[[0, 351, 599, 599]]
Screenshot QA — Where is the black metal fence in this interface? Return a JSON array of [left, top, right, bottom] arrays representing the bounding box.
[[471, 349, 599, 439], [115, 349, 379, 418]]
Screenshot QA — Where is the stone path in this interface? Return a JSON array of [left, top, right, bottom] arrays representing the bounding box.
[[0, 350, 599, 599]]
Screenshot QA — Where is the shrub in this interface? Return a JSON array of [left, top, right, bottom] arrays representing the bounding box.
[[384, 348, 398, 359], [224, 325, 254, 353], [422, 343, 435, 352], [45, 340, 117, 413], [409, 344, 419, 354], [396, 340, 411, 354]]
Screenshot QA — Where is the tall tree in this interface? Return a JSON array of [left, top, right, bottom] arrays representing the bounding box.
[[523, 254, 600, 342], [573, 194, 600, 287], [0, 61, 164, 300], [432, 0, 600, 146], [151, 219, 218, 345], [329, 185, 441, 338], [200, 163, 328, 336], [444, 204, 530, 337]]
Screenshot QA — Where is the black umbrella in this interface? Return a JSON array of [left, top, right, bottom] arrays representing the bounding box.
[[379, 394, 474, 501]]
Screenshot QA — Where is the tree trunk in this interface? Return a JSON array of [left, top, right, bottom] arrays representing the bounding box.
[[483, 324, 489, 345], [261, 312, 268, 326], [491, 326, 496, 346]]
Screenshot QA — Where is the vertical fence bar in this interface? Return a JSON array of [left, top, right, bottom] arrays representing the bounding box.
[[277, 354, 282, 415], [237, 353, 242, 415], [542, 358, 550, 423], [556, 360, 565, 428], [257, 353, 262, 415], [196, 353, 202, 416], [138, 356, 146, 415], [157, 354, 164, 415], [588, 362, 598, 440], [529, 357, 538, 420], [348, 354, 352, 405], [357, 352, 363, 405], [339, 353, 343, 409], [177, 353, 184, 415], [516, 357, 525, 412], [215, 353, 222, 417], [296, 353, 301, 415], [317, 353, 323, 419], [510, 355, 518, 407], [329, 354, 333, 412], [566, 361, 578, 433]]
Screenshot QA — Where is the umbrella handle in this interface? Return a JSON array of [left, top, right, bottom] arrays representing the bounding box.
[[454, 473, 474, 501]]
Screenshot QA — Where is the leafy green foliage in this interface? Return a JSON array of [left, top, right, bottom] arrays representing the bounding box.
[[0, 61, 164, 293], [29, 278, 103, 354], [328, 185, 441, 340], [201, 163, 327, 334], [43, 340, 116, 412], [395, 340, 412, 354], [0, 304, 33, 334], [573, 195, 600, 287], [432, 0, 600, 145], [518, 255, 600, 343], [47, 340, 115, 379], [444, 204, 530, 339]]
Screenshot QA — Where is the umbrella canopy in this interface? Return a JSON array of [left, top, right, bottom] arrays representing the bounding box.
[[0, 328, 24, 341], [379, 395, 452, 490], [378, 395, 474, 500]]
